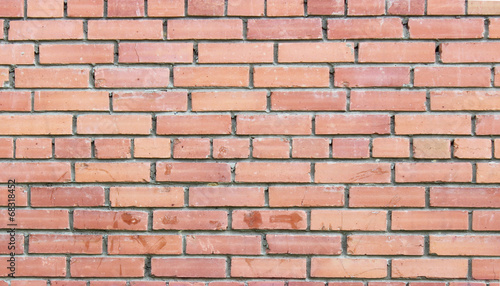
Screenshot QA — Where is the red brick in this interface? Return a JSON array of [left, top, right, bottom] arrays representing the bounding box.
[[0, 185, 27, 206], [67, 0, 103, 17], [0, 257, 66, 277], [307, 0, 344, 15], [473, 259, 500, 279], [0, 44, 34, 65], [70, 257, 145, 277], [52, 281, 87, 286], [199, 43, 273, 63], [90, 282, 126, 286], [119, 43, 192, 63], [415, 66, 490, 87], [75, 162, 150, 182], [231, 258, 306, 278], [430, 235, 500, 256], [94, 138, 131, 159], [351, 90, 426, 111], [316, 163, 391, 183], [267, 234, 341, 255], [328, 18, 403, 39], [113, 91, 186, 112], [0, 234, 24, 254], [16, 67, 89, 88], [254, 66, 329, 88], [0, 162, 70, 183], [77, 115, 152, 135], [413, 138, 451, 159], [292, 138, 330, 158], [27, 0, 64, 17], [213, 138, 250, 159], [474, 211, 500, 231], [490, 18, 500, 38], [173, 138, 210, 159], [496, 139, 500, 158], [350, 186, 426, 208], [454, 138, 491, 159], [331, 138, 369, 158], [387, 0, 425, 15], [311, 258, 387, 278], [15, 138, 52, 159], [55, 138, 91, 159], [107, 0, 144, 17], [9, 20, 83, 40], [152, 258, 226, 278], [0, 68, 7, 84], [153, 210, 227, 230], [227, 0, 264, 16], [73, 210, 148, 231], [348, 235, 424, 255], [235, 162, 310, 183], [427, 0, 465, 15], [395, 114, 471, 135], [174, 66, 248, 87], [392, 259, 468, 278], [35, 91, 108, 111], [95, 67, 170, 88], [157, 115, 231, 135], [372, 137, 410, 158], [0, 91, 30, 111], [267, 0, 304, 16], [40, 44, 113, 64], [476, 115, 500, 135], [31, 186, 105, 207], [237, 114, 311, 135], [359, 42, 434, 63], [311, 210, 387, 231], [248, 18, 322, 39], [110, 187, 183, 208], [335, 66, 409, 87], [0, 138, 13, 158], [148, 0, 184, 17], [233, 210, 307, 230], [157, 162, 231, 182], [186, 235, 261, 255], [396, 163, 472, 183], [0, 209, 68, 229], [269, 186, 344, 207], [431, 90, 500, 110], [316, 114, 390, 135], [477, 163, 500, 183], [192, 91, 267, 111], [88, 20, 163, 40], [271, 91, 346, 111], [188, 0, 224, 16], [190, 187, 265, 207], [431, 187, 500, 207], [0, 115, 72, 135], [253, 138, 290, 159], [469, 1, 500, 15], [348, 0, 385, 15], [134, 138, 171, 158], [108, 235, 182, 255], [0, 0, 24, 17], [409, 18, 483, 39], [441, 42, 500, 63], [392, 210, 469, 230], [29, 234, 101, 254], [168, 19, 242, 39]]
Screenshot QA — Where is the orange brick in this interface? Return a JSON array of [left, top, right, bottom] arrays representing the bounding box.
[[0, 44, 34, 65], [473, 210, 500, 230], [372, 137, 410, 158], [316, 162, 391, 183], [40, 44, 113, 64], [186, 235, 261, 255], [271, 91, 346, 111], [35, 91, 109, 111], [199, 43, 273, 63], [148, 0, 184, 17], [476, 115, 500, 135], [0, 115, 72, 135], [348, 0, 385, 15], [52, 281, 87, 286], [431, 90, 500, 110], [496, 139, 500, 158], [134, 138, 171, 158], [248, 18, 322, 39], [9, 20, 83, 40], [328, 18, 403, 39], [192, 91, 267, 111], [168, 19, 242, 39], [396, 163, 472, 183], [15, 67, 89, 88], [349, 186, 426, 208], [29, 234, 102, 254], [473, 259, 500, 280], [113, 91, 186, 112], [477, 163, 500, 183], [88, 20, 163, 40], [348, 235, 424, 255], [415, 66, 490, 87], [292, 138, 330, 158], [0, 91, 29, 111], [431, 187, 500, 208], [490, 18, 500, 38], [94, 138, 131, 159], [237, 114, 311, 135], [359, 42, 434, 63], [213, 138, 250, 159], [108, 235, 182, 255], [153, 210, 228, 230], [351, 90, 426, 111], [75, 162, 150, 182], [157, 115, 231, 135], [253, 138, 290, 159], [119, 43, 193, 63], [413, 138, 451, 159], [110, 187, 183, 208], [95, 67, 169, 88], [430, 235, 500, 256], [395, 114, 471, 135], [427, 0, 465, 15], [392, 210, 469, 230], [409, 18, 483, 39], [73, 210, 148, 231], [15, 138, 51, 159], [267, 0, 304, 16], [269, 186, 343, 207], [231, 258, 306, 278], [0, 162, 70, 183], [0, 0, 24, 17], [316, 114, 390, 135], [0, 138, 13, 158], [233, 210, 307, 230], [107, 0, 144, 17], [311, 258, 387, 278], [311, 210, 387, 231], [336, 66, 410, 87], [189, 187, 265, 207], [70, 257, 144, 277], [156, 162, 231, 182], [67, 0, 103, 17], [0, 257, 66, 277], [441, 42, 500, 63], [454, 138, 491, 159], [235, 162, 310, 183], [77, 115, 152, 135], [0, 185, 27, 206], [27, 0, 64, 17], [331, 138, 369, 158], [254, 66, 329, 87], [188, 0, 224, 16], [152, 258, 226, 278], [267, 234, 341, 255], [387, 0, 425, 15], [307, 0, 344, 15], [227, 0, 264, 16], [0, 68, 7, 85], [392, 259, 468, 278], [31, 186, 105, 207], [0, 209, 69, 229], [469, 0, 500, 14], [173, 138, 210, 159], [54, 138, 91, 159], [0, 234, 24, 254], [174, 66, 249, 87]]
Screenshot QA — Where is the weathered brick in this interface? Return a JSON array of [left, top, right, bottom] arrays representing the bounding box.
[[269, 186, 344, 207], [311, 258, 387, 278], [31, 186, 105, 207], [75, 162, 150, 182], [392, 210, 469, 230], [392, 259, 468, 278], [349, 186, 426, 208], [108, 235, 182, 255], [395, 114, 471, 135], [233, 210, 307, 230], [348, 235, 424, 255], [110, 187, 183, 208], [192, 91, 267, 111], [152, 258, 226, 278], [88, 20, 163, 40], [67, 0, 103, 17], [396, 163, 472, 182], [409, 18, 484, 39], [9, 20, 83, 40], [335, 66, 410, 87], [267, 234, 341, 255], [35, 91, 108, 111], [235, 162, 310, 183], [186, 235, 261, 255], [168, 19, 242, 39], [70, 257, 145, 277], [153, 210, 228, 230], [231, 258, 306, 278], [328, 18, 403, 39], [311, 210, 387, 231], [15, 68, 89, 88], [248, 19, 322, 39], [156, 162, 231, 182], [73, 210, 148, 231], [29, 234, 102, 254]]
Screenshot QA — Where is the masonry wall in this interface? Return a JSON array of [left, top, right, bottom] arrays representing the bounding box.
[[0, 0, 500, 285]]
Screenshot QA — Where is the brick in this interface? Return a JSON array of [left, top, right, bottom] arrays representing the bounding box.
[[476, 115, 500, 135], [248, 19, 322, 39], [192, 91, 267, 111], [267, 234, 341, 255], [237, 114, 312, 135], [67, 0, 103, 17], [441, 42, 500, 63], [0, 257, 66, 277], [292, 138, 330, 158], [317, 114, 391, 135], [332, 138, 369, 158], [0, 185, 27, 206], [351, 90, 426, 111], [0, 209, 68, 229], [9, 20, 83, 40], [335, 66, 410, 87], [350, 186, 426, 208], [473, 259, 500, 279], [415, 66, 490, 87], [348, 0, 384, 15], [153, 210, 227, 230], [35, 91, 109, 111], [272, 91, 346, 111], [29, 234, 102, 254], [188, 0, 224, 16], [253, 138, 290, 159], [186, 235, 261, 255], [0, 234, 24, 254], [469, 0, 500, 14], [392, 210, 469, 230], [157, 162, 231, 182], [55, 138, 91, 159], [0, 0, 24, 17], [15, 138, 52, 159], [392, 259, 468, 278], [311, 210, 387, 231], [151, 258, 226, 278], [0, 68, 7, 85], [73, 210, 148, 231], [77, 115, 152, 135], [409, 18, 483, 39], [90, 282, 126, 286], [431, 90, 500, 110], [27, 0, 64, 17], [75, 162, 150, 182], [316, 163, 391, 183], [130, 282, 165, 286], [95, 67, 169, 88], [373, 137, 410, 158], [190, 187, 265, 207], [70, 257, 145, 277], [348, 235, 424, 255], [387, 0, 425, 15], [0, 44, 34, 65], [168, 19, 242, 39], [15, 68, 89, 88], [40, 44, 113, 64], [477, 163, 500, 183], [311, 258, 387, 278], [158, 115, 231, 135], [199, 43, 273, 63], [0, 91, 30, 111], [88, 20, 163, 40], [454, 138, 491, 159], [328, 18, 403, 39], [235, 162, 310, 183], [175, 66, 248, 87], [395, 114, 471, 134], [114, 91, 186, 112], [94, 138, 131, 159], [396, 163, 472, 183], [254, 66, 330, 88], [108, 0, 144, 17], [359, 42, 434, 63], [307, 0, 344, 15], [227, 0, 264, 16], [148, 0, 184, 16], [430, 235, 500, 256], [52, 281, 87, 286], [108, 235, 182, 255], [134, 138, 171, 158], [31, 186, 105, 207], [231, 258, 306, 278], [496, 140, 500, 158], [431, 187, 500, 208], [413, 138, 451, 159], [110, 187, 183, 208], [173, 138, 210, 159], [0, 139, 13, 158], [0, 115, 72, 135], [233, 210, 307, 230], [427, 0, 465, 15], [267, 0, 304, 16], [0, 162, 70, 183], [119, 43, 192, 63], [213, 138, 250, 159], [269, 186, 344, 207]]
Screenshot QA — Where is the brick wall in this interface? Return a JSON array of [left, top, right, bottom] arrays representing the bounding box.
[[0, 0, 500, 284]]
